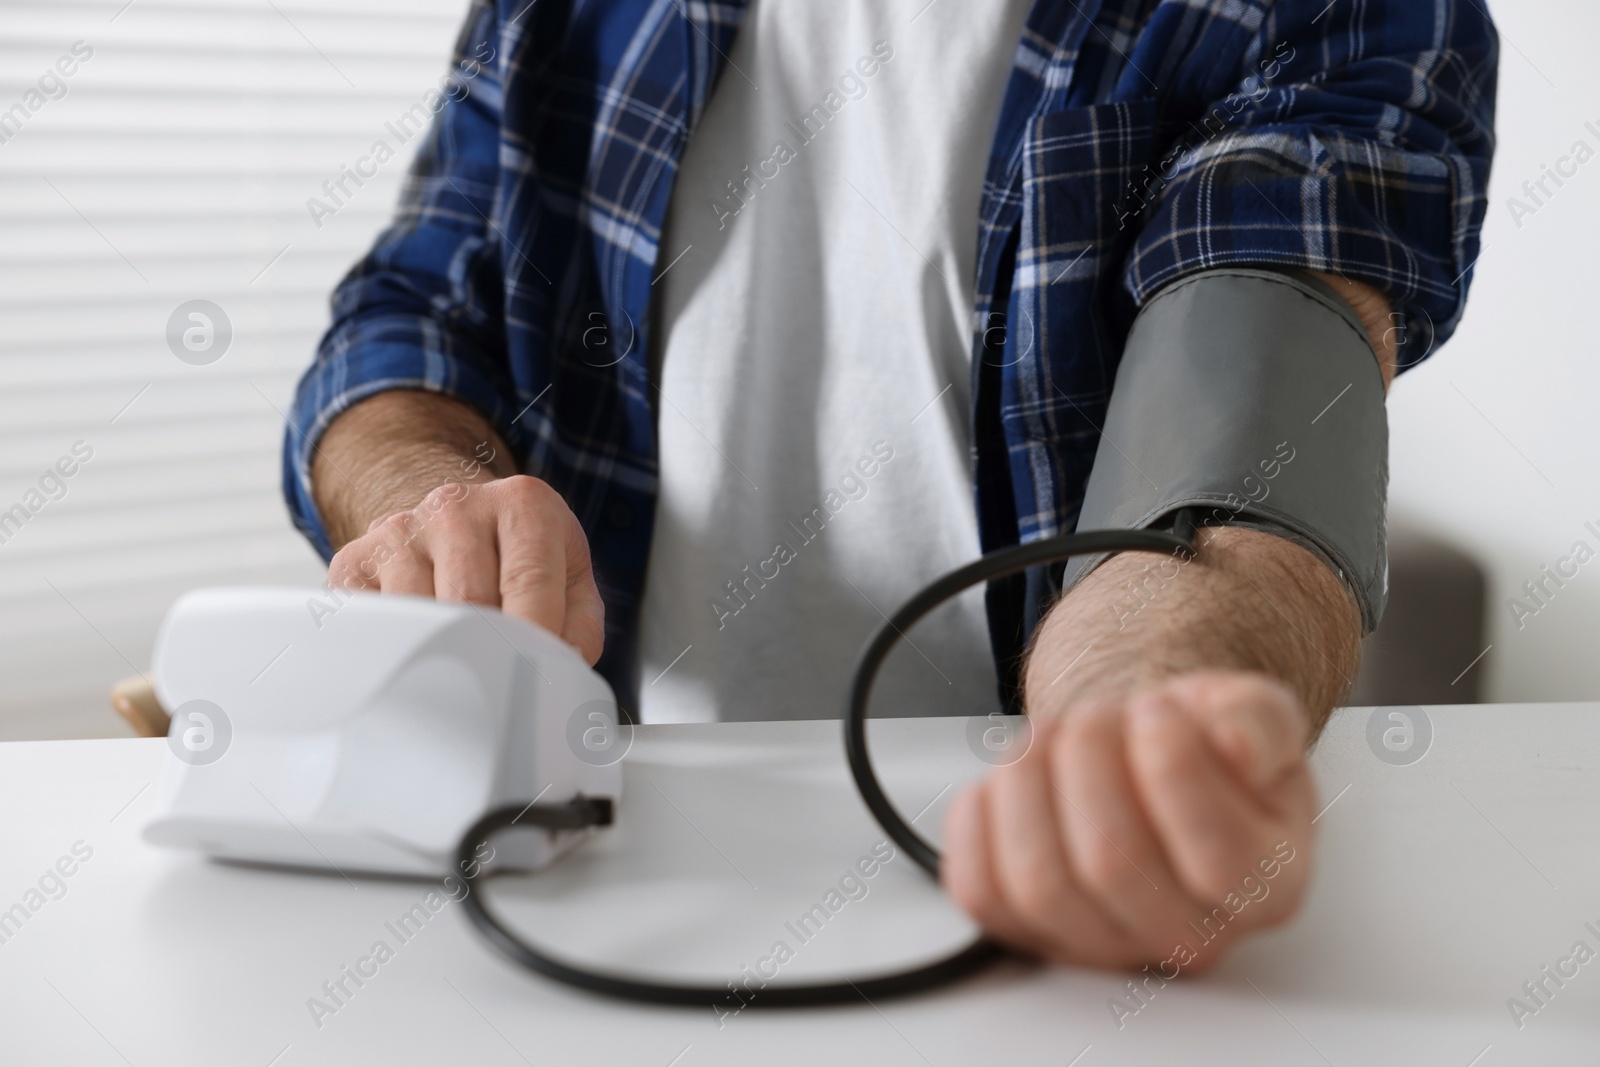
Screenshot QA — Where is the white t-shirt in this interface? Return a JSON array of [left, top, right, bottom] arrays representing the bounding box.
[[637, 0, 1034, 722]]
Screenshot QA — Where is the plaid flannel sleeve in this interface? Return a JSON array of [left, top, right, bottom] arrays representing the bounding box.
[[1123, 0, 1499, 366], [282, 0, 519, 561]]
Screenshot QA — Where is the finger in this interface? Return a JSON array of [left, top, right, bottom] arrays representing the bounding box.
[[940, 783, 1040, 953], [1053, 703, 1195, 957], [377, 545, 435, 599], [331, 523, 432, 598], [351, 514, 434, 598], [327, 540, 380, 593], [494, 476, 572, 639], [1159, 672, 1306, 791], [985, 719, 1140, 965], [422, 489, 502, 607], [559, 509, 605, 665], [1125, 692, 1282, 905]]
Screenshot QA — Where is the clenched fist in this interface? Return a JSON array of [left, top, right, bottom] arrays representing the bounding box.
[[942, 670, 1316, 973]]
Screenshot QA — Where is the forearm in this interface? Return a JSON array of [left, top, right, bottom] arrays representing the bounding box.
[[311, 390, 517, 550], [1020, 268, 1391, 738], [1023, 526, 1361, 740]]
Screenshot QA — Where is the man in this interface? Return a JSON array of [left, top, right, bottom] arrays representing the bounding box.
[[285, 0, 1496, 970]]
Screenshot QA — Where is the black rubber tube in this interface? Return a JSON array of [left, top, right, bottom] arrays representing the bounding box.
[[456, 521, 1196, 1007], [843, 526, 1195, 876]]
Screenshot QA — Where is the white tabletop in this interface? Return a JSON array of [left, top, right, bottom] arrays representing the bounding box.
[[1, 704, 1597, 1065]]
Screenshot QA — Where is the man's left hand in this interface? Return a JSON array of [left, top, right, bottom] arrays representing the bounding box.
[[941, 670, 1317, 972]]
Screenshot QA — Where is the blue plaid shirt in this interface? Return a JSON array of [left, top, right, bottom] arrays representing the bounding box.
[[285, 0, 1498, 706]]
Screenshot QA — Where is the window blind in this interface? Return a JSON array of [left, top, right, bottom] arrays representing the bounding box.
[[0, 0, 472, 738]]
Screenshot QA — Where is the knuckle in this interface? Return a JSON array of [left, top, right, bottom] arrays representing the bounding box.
[[326, 558, 356, 588], [328, 541, 357, 572], [335, 534, 392, 579], [424, 507, 473, 542], [496, 474, 558, 510], [377, 512, 417, 539], [422, 482, 469, 515], [368, 523, 421, 563]]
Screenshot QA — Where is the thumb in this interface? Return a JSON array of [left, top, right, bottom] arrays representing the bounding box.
[[1159, 672, 1307, 792]]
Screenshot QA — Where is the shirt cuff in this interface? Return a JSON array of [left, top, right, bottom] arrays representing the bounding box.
[[281, 330, 525, 562]]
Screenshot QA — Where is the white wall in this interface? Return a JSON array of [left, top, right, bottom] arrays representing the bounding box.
[[0, 0, 1589, 738], [1386, 0, 1600, 702]]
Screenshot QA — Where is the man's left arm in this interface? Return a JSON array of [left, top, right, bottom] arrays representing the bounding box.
[[941, 0, 1498, 968], [940, 284, 1391, 971]]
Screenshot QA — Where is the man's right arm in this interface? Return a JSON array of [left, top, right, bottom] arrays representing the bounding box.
[[283, 4, 603, 665], [313, 390, 605, 666]]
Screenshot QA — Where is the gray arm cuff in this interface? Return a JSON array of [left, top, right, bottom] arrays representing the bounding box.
[[1064, 267, 1389, 633]]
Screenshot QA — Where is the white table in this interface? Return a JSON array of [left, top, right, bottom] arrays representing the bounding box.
[[1, 705, 1597, 1065]]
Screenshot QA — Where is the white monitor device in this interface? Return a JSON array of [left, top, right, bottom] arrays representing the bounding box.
[[142, 587, 622, 877]]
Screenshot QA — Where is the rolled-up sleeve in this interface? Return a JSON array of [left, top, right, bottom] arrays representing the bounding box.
[[282, 0, 520, 560], [1124, 0, 1498, 365]]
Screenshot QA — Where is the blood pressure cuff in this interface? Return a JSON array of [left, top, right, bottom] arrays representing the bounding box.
[[1062, 267, 1389, 633]]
